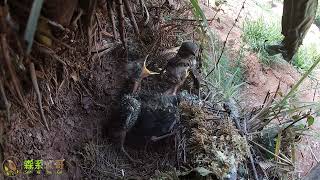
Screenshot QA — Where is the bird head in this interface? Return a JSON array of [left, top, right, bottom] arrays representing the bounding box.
[[129, 55, 159, 93], [177, 41, 198, 58]]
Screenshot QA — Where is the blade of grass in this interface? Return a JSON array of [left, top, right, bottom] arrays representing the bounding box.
[[24, 0, 44, 54], [272, 56, 320, 112]]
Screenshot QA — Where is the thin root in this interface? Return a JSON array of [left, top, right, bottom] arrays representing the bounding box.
[[30, 62, 50, 131], [139, 0, 149, 26], [123, 0, 140, 36], [116, 0, 126, 48], [0, 34, 34, 120], [107, 0, 118, 40], [0, 78, 11, 122]]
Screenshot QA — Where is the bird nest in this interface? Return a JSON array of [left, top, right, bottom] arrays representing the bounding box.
[[161, 98, 248, 179], [76, 93, 248, 179]]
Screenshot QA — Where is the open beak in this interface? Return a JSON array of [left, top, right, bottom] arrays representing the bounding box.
[[132, 55, 159, 93], [141, 55, 160, 78]]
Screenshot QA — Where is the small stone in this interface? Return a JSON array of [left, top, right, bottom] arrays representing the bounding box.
[[27, 149, 33, 155]]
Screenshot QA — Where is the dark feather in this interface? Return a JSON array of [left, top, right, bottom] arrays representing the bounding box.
[[131, 93, 179, 137]]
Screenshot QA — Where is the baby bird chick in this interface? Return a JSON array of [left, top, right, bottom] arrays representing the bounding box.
[[119, 55, 159, 163], [163, 41, 199, 95]]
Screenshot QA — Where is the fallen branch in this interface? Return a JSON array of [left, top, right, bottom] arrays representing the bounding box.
[[29, 62, 50, 131]]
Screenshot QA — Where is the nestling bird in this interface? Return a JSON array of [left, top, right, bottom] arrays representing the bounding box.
[[129, 91, 180, 143], [117, 41, 199, 163], [118, 55, 159, 163], [162, 41, 199, 95]]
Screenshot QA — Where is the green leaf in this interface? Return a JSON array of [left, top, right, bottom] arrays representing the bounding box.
[[296, 124, 305, 129], [274, 132, 282, 161], [307, 115, 315, 126], [24, 0, 45, 54], [292, 115, 300, 121]]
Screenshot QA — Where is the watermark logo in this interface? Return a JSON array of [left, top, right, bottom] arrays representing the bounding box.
[[2, 156, 21, 177], [2, 157, 65, 177]]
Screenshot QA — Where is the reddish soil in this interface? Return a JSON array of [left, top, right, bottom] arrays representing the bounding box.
[[199, 1, 320, 178], [1, 2, 195, 179]]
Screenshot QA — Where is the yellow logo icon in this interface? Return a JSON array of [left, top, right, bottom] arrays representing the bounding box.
[[2, 157, 20, 177]]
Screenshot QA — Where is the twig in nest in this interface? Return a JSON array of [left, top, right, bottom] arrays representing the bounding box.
[[170, 18, 215, 22], [35, 42, 67, 66], [0, 34, 34, 119], [72, 8, 84, 29], [208, 2, 224, 26], [107, 0, 118, 40], [206, 0, 246, 78], [312, 80, 318, 102], [0, 78, 11, 122], [29, 62, 50, 131], [249, 140, 293, 165], [139, 0, 150, 25], [40, 16, 70, 32], [116, 0, 127, 48], [95, 13, 103, 42], [308, 145, 319, 163], [282, 113, 311, 132], [91, 42, 115, 53], [91, 45, 118, 60], [243, 119, 261, 180], [87, 0, 98, 53], [248, 147, 260, 180], [123, 0, 140, 36]]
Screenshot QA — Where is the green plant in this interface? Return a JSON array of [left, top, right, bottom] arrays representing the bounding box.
[[242, 17, 283, 65], [190, 0, 245, 102], [293, 43, 319, 70], [315, 4, 320, 27], [203, 47, 245, 102], [249, 55, 320, 131]]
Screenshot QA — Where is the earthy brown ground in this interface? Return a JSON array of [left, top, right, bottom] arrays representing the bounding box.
[[1, 1, 198, 179]]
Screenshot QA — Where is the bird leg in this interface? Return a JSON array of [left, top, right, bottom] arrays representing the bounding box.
[[165, 69, 189, 95], [119, 130, 141, 164], [150, 129, 178, 142], [165, 80, 185, 96], [132, 55, 159, 93]]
